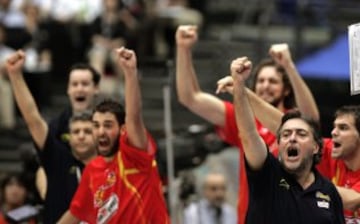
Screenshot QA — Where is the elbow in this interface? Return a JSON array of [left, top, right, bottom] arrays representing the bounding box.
[[177, 91, 195, 107]]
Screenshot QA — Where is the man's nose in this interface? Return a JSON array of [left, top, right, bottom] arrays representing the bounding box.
[[331, 128, 337, 137]]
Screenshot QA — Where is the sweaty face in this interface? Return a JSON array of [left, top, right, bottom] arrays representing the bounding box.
[[67, 70, 98, 113], [331, 114, 360, 160], [69, 120, 96, 161], [278, 118, 318, 174], [92, 112, 120, 158], [4, 180, 27, 208], [203, 174, 226, 208], [255, 66, 287, 108]]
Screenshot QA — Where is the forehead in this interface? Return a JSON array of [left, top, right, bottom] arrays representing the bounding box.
[[204, 174, 226, 186], [92, 111, 117, 123], [70, 120, 93, 129], [334, 114, 355, 126], [281, 118, 311, 132], [69, 69, 93, 82], [257, 66, 282, 80]]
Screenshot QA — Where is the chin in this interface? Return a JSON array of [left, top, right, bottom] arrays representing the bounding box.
[[283, 162, 300, 173]]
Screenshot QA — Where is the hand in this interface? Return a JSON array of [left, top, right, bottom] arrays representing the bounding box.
[[6, 50, 25, 76], [231, 57, 252, 87], [216, 76, 234, 95], [269, 43, 293, 68], [175, 25, 198, 48], [115, 47, 137, 75]]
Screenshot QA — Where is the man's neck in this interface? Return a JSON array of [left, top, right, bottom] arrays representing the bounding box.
[[294, 168, 315, 190], [82, 155, 96, 165], [103, 155, 115, 163], [344, 147, 360, 171]]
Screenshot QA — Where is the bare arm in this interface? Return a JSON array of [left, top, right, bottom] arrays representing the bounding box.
[[216, 76, 283, 134], [35, 166, 47, 200], [57, 210, 80, 224], [176, 25, 225, 126], [232, 57, 267, 170], [270, 44, 319, 121], [6, 50, 48, 149], [336, 186, 360, 211], [116, 47, 147, 150], [246, 89, 283, 134]]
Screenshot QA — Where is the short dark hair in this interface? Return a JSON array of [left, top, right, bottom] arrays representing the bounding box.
[[69, 110, 93, 126], [93, 99, 126, 126], [251, 58, 295, 109], [68, 63, 101, 86], [276, 110, 323, 165], [0, 173, 28, 203], [334, 105, 360, 135]]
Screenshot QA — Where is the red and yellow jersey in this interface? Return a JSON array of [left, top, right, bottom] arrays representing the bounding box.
[[215, 101, 278, 224], [70, 132, 170, 224], [317, 138, 360, 223]]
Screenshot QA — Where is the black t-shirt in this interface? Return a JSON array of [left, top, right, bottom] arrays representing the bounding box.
[[246, 152, 345, 224], [36, 107, 84, 224]]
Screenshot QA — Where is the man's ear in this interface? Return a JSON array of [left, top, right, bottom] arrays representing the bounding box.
[[120, 124, 126, 134], [313, 142, 320, 155]]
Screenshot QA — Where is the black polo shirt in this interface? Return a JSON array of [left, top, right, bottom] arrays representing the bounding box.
[[36, 107, 85, 224], [246, 152, 345, 224]]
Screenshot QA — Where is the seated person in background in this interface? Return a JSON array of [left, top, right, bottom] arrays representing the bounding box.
[[183, 172, 237, 224], [0, 173, 38, 224]]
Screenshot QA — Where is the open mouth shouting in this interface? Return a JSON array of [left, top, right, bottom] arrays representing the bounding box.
[[331, 141, 342, 156], [286, 147, 300, 161], [75, 96, 86, 103]]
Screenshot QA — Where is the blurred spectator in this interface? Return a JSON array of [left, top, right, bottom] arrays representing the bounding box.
[[0, 173, 39, 224], [183, 172, 237, 224], [31, 0, 102, 82], [88, 0, 138, 99], [0, 23, 15, 130], [154, 0, 203, 57], [21, 1, 51, 73], [0, 0, 25, 28]]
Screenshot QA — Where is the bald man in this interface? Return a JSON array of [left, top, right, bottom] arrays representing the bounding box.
[[183, 173, 237, 224]]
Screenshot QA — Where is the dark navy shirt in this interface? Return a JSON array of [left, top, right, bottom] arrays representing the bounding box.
[[246, 152, 345, 224], [36, 107, 84, 224]]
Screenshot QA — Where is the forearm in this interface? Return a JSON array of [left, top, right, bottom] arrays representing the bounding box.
[[57, 210, 79, 224], [8, 73, 47, 148], [124, 70, 147, 150], [234, 84, 267, 170], [176, 47, 201, 106], [247, 88, 283, 134], [176, 46, 225, 125], [284, 62, 319, 121], [336, 186, 360, 211]]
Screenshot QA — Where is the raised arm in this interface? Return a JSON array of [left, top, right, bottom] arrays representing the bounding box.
[[115, 47, 147, 150], [216, 75, 283, 134], [175, 25, 225, 126], [5, 50, 48, 149], [269, 44, 319, 121], [232, 57, 267, 170]]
